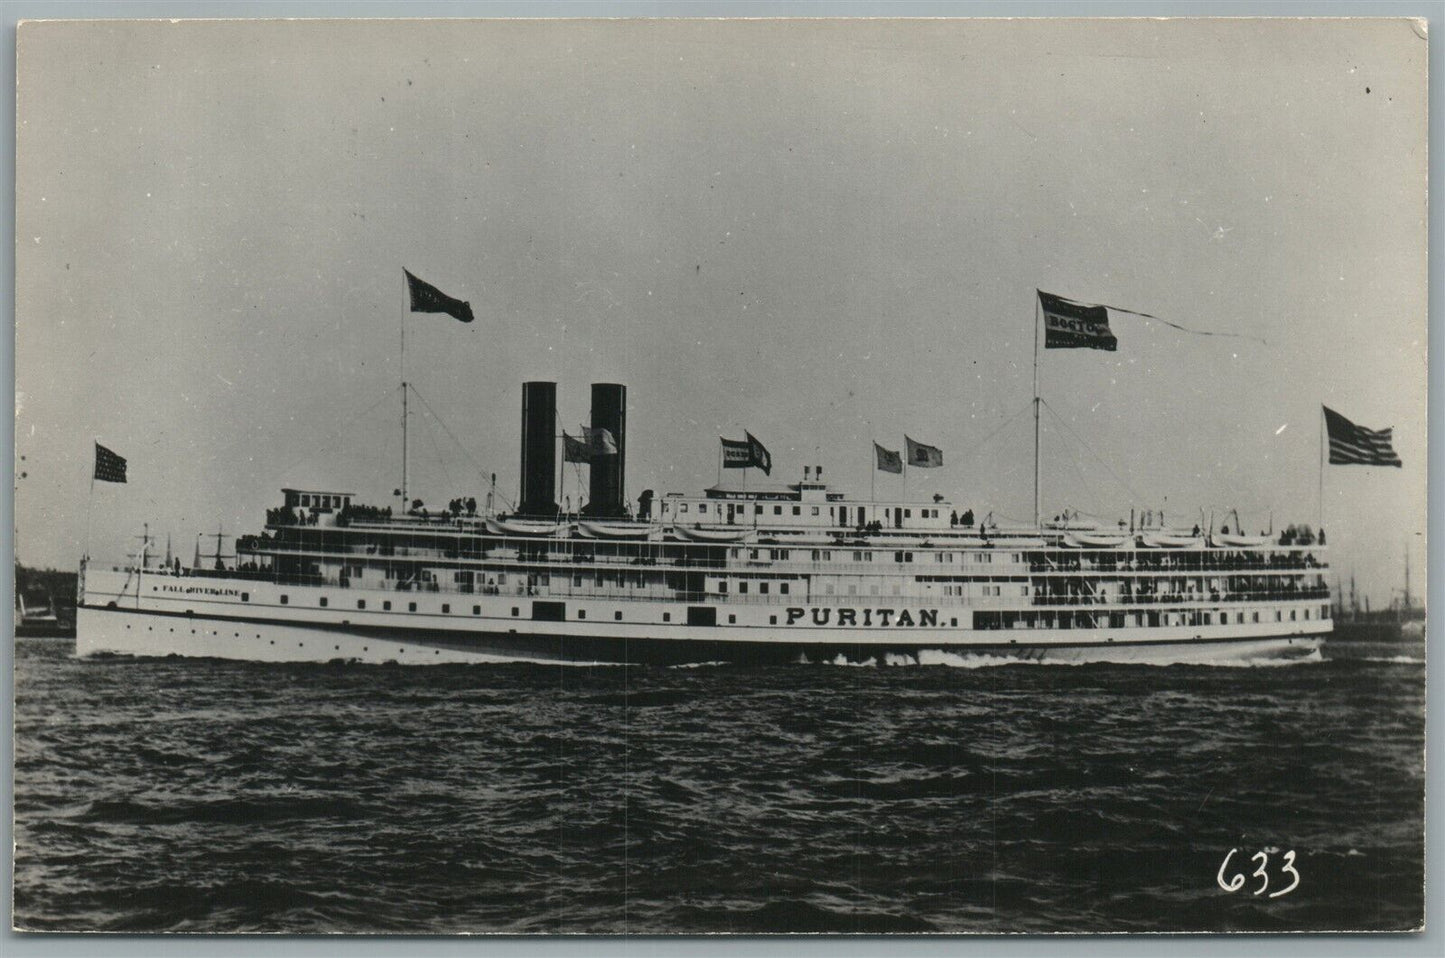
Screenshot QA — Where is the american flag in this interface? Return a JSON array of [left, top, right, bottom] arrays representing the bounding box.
[[93, 442, 128, 483], [1323, 406, 1402, 467]]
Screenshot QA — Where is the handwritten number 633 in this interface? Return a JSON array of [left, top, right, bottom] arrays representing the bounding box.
[[1217, 848, 1300, 899]]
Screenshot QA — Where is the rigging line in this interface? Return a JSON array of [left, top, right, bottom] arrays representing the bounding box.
[[1049, 438, 1103, 525], [407, 384, 490, 475], [270, 383, 402, 483], [1039, 399, 1147, 505], [970, 399, 1036, 452], [986, 510, 1034, 526], [1052, 294, 1269, 346], [417, 400, 457, 493]]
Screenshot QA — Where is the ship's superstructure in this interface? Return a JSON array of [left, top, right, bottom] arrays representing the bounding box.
[[78, 380, 1330, 666]]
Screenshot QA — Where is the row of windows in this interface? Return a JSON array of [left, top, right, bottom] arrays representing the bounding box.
[[727, 549, 1023, 564], [263, 596, 748, 626], [717, 580, 790, 595], [674, 503, 945, 520], [976, 605, 1331, 630], [296, 493, 348, 510], [680, 502, 820, 516]]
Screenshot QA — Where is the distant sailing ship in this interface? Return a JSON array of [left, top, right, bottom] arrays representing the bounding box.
[[76, 285, 1349, 666]]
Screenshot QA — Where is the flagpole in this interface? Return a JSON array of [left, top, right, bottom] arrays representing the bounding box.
[[1033, 291, 1042, 529], [1323, 410, 1329, 534], [400, 271, 409, 512], [84, 441, 97, 561], [870, 442, 876, 504]]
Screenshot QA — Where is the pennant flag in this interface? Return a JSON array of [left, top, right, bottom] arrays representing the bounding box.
[[583, 426, 618, 455], [1323, 406, 1402, 467], [905, 436, 943, 468], [94, 442, 127, 483], [405, 269, 474, 323], [875, 442, 903, 474], [746, 432, 772, 476], [563, 432, 591, 463], [1039, 291, 1118, 351], [721, 434, 771, 474]]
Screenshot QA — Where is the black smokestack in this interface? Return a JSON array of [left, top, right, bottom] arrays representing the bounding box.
[[587, 383, 627, 518], [519, 381, 557, 517]]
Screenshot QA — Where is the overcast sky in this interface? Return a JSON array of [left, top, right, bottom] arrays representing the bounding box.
[[15, 18, 1427, 605]]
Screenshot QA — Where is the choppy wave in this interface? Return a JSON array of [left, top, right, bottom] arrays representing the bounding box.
[[13, 636, 1424, 934]]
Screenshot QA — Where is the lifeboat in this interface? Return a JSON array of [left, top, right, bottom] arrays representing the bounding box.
[[1063, 532, 1133, 549], [1212, 533, 1273, 548], [485, 516, 564, 537], [1140, 532, 1206, 549], [577, 520, 658, 541], [671, 525, 756, 544]]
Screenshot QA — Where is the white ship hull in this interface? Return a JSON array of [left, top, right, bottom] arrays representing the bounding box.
[[78, 569, 1327, 667]]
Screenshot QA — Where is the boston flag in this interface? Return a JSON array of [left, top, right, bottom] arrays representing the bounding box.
[[1323, 406, 1403, 467], [721, 433, 772, 475], [1038, 291, 1118, 351], [405, 269, 474, 323]]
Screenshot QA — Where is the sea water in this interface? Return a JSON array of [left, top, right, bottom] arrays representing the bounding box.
[[11, 636, 1424, 933]]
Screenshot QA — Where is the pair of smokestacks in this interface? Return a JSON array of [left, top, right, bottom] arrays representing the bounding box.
[[518, 381, 627, 518]]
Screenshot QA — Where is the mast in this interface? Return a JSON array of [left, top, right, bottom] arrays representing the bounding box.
[[1033, 292, 1042, 528], [401, 384, 409, 511], [1317, 408, 1324, 530], [400, 271, 409, 512]]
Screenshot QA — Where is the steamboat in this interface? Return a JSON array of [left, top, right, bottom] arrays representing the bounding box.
[[77, 379, 1330, 666]]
